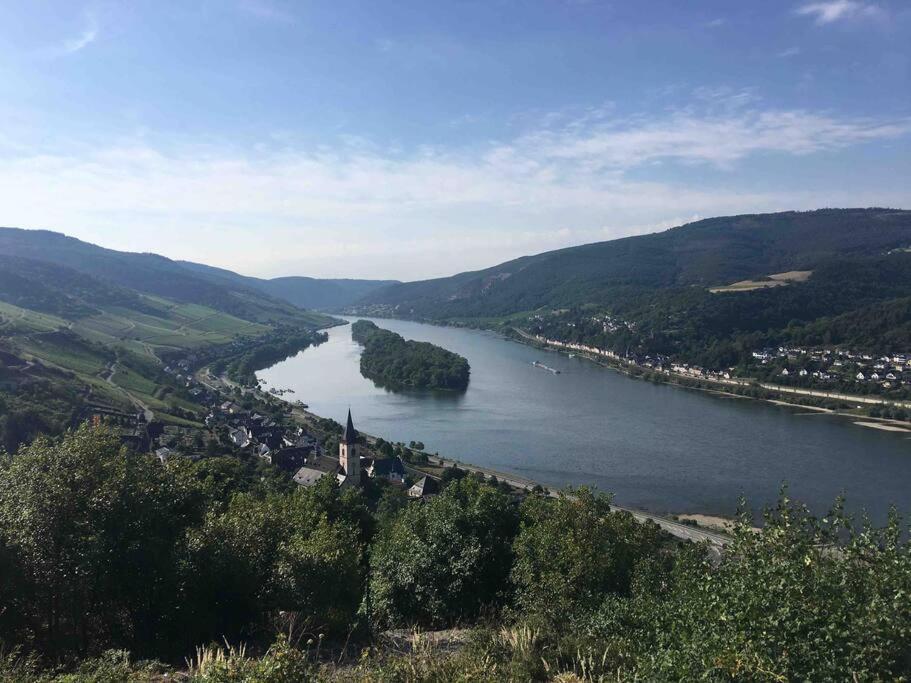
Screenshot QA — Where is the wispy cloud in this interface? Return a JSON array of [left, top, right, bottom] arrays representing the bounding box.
[[0, 95, 908, 278], [39, 14, 98, 58], [778, 47, 801, 58], [795, 1, 883, 25], [510, 94, 911, 171], [237, 0, 295, 23]]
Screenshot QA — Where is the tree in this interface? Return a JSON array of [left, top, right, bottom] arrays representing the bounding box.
[[633, 498, 911, 680], [0, 425, 197, 657], [181, 476, 367, 644], [370, 478, 519, 628], [511, 488, 662, 629]]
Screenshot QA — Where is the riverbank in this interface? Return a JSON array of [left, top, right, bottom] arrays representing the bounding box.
[[509, 328, 911, 434], [199, 366, 732, 547]]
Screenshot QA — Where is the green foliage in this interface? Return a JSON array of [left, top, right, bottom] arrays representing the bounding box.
[[182, 475, 368, 644], [185, 635, 313, 683], [0, 425, 199, 657], [370, 477, 519, 628], [226, 328, 327, 385], [511, 488, 663, 629], [351, 320, 470, 391], [356, 209, 911, 319], [0, 426, 367, 662], [3, 427, 911, 681]]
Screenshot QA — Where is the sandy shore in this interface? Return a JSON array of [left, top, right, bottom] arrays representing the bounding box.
[[853, 421, 911, 433]]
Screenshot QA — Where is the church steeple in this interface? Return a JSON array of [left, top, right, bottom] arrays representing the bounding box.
[[341, 408, 357, 444], [338, 409, 360, 487]]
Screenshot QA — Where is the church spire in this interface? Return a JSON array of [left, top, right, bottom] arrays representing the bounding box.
[[341, 408, 357, 444]]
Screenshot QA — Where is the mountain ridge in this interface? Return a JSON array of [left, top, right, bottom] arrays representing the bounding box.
[[351, 208, 911, 319]]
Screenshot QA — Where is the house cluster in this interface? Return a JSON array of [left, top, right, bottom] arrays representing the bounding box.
[[668, 363, 738, 383], [589, 313, 637, 335], [533, 335, 625, 362], [528, 312, 636, 338], [288, 410, 437, 499], [201, 399, 321, 474], [752, 347, 911, 389], [532, 335, 670, 372], [162, 356, 210, 400]]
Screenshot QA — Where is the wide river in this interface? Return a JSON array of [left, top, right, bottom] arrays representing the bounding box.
[[258, 317, 911, 522]]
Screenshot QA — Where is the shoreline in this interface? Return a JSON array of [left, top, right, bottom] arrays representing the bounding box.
[[201, 367, 733, 547], [505, 328, 911, 435]]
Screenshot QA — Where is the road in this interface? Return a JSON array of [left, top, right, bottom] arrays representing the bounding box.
[[103, 361, 154, 421]]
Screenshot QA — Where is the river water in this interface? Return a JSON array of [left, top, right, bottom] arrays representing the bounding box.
[[258, 317, 911, 522]]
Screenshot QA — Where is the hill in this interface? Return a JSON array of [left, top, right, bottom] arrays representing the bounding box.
[[0, 228, 336, 445], [0, 228, 326, 325], [350, 209, 911, 398], [179, 260, 397, 311], [352, 209, 911, 319]]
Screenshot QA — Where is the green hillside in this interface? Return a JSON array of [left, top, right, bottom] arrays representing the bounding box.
[[179, 259, 397, 311], [0, 230, 337, 446], [353, 209, 911, 319], [0, 228, 330, 324], [350, 209, 911, 375]]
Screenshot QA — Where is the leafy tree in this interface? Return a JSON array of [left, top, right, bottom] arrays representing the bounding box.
[[568, 496, 911, 681], [0, 425, 198, 657], [370, 478, 519, 627], [181, 476, 367, 643], [511, 487, 663, 629]]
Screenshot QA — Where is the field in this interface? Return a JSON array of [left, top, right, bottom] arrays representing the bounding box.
[[0, 295, 287, 423], [709, 270, 813, 293]]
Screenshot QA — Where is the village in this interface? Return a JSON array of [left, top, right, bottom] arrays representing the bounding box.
[[529, 330, 911, 404], [82, 349, 455, 503]]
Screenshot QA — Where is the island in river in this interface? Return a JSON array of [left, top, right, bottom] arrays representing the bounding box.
[[351, 319, 471, 391]]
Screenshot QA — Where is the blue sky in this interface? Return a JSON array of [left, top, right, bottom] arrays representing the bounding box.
[[0, 0, 909, 279]]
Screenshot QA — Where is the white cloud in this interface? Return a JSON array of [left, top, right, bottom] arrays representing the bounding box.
[[795, 1, 883, 24], [510, 103, 911, 171], [0, 98, 908, 279], [778, 47, 801, 57], [39, 14, 98, 58]]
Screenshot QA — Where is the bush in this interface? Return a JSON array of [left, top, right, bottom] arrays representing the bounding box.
[[370, 478, 519, 628], [511, 488, 663, 630]]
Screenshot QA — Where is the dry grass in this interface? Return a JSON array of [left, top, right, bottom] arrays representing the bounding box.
[[709, 270, 813, 293]]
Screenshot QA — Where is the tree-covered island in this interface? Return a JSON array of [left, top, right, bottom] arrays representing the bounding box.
[[351, 319, 470, 390]]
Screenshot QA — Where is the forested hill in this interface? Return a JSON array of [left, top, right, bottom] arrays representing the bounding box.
[[179, 260, 397, 311], [351, 209, 911, 319], [0, 228, 321, 325]]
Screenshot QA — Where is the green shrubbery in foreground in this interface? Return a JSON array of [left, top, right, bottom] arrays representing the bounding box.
[[2, 426, 911, 681]]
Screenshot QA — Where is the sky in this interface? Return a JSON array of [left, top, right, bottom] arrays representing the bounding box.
[[0, 0, 909, 280]]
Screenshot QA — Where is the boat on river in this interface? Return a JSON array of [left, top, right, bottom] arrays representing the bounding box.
[[532, 360, 561, 375]]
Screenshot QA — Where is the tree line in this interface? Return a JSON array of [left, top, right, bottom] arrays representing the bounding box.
[[351, 320, 470, 391]]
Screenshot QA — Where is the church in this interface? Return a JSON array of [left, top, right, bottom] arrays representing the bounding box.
[[292, 409, 366, 489], [336, 408, 362, 488]]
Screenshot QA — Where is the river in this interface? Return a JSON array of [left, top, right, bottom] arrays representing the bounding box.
[[257, 317, 911, 522]]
